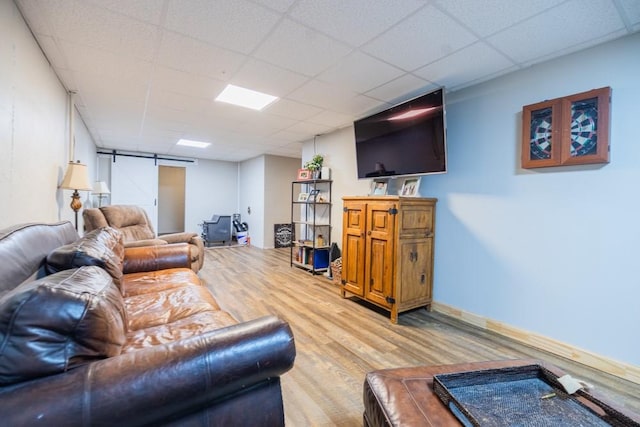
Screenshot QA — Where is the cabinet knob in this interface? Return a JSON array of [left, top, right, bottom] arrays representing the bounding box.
[[367, 230, 372, 236]]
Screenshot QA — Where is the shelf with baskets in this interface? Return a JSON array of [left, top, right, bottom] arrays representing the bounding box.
[[290, 179, 332, 274]]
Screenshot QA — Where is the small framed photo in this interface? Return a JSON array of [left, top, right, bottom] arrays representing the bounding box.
[[307, 189, 320, 202], [369, 180, 388, 196], [297, 192, 309, 202], [400, 177, 421, 197], [297, 169, 311, 180]]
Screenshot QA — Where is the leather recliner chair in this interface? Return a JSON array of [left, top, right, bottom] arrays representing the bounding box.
[[83, 205, 205, 272]]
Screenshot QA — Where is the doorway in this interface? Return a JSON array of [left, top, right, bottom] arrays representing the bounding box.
[[158, 166, 186, 234]]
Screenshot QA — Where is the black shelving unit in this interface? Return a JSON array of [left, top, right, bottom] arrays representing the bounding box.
[[290, 179, 332, 274]]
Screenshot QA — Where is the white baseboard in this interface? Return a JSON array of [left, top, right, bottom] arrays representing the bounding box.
[[432, 301, 640, 385]]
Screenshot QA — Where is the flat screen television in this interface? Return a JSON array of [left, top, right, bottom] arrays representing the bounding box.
[[353, 88, 447, 179]]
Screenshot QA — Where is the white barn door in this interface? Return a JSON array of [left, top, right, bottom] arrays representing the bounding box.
[[110, 156, 159, 233]]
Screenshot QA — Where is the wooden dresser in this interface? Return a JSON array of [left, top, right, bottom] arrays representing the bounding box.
[[341, 196, 437, 323]]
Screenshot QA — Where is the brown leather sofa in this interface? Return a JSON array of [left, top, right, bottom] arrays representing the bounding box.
[[0, 221, 296, 426], [83, 205, 205, 272]]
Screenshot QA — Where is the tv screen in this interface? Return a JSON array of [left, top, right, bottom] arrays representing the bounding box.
[[353, 88, 447, 179]]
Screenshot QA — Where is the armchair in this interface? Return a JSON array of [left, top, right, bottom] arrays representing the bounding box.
[[83, 205, 205, 272]]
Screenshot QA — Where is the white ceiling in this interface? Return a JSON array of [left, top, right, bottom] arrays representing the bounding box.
[[16, 0, 640, 162]]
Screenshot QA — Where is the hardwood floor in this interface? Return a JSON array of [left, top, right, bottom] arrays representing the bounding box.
[[200, 246, 640, 426]]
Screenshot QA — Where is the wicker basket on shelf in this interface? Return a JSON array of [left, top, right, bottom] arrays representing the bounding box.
[[331, 257, 342, 285]]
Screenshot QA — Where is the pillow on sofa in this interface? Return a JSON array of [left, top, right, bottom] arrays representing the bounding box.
[[0, 266, 127, 385], [46, 227, 125, 293]]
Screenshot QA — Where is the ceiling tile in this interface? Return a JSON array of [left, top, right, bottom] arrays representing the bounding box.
[[253, 18, 352, 77], [150, 66, 227, 100], [362, 4, 478, 71], [34, 34, 70, 70], [289, 0, 425, 47], [487, 0, 626, 64], [317, 51, 405, 94], [433, 0, 565, 37], [231, 59, 309, 97], [46, 0, 160, 61], [85, 0, 165, 25], [156, 32, 247, 81], [147, 90, 211, 114], [338, 94, 385, 117], [77, 78, 148, 108], [203, 102, 259, 125], [165, 0, 280, 54], [618, 0, 640, 29], [251, 0, 297, 13], [15, 0, 637, 163], [415, 42, 516, 90], [59, 41, 153, 83], [16, 0, 57, 37], [265, 99, 324, 121], [365, 74, 435, 104], [287, 79, 359, 110], [286, 121, 333, 136], [269, 129, 310, 143], [239, 113, 299, 135], [307, 110, 353, 128], [140, 128, 184, 145]]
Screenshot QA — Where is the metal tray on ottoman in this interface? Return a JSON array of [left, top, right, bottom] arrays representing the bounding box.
[[433, 364, 639, 427]]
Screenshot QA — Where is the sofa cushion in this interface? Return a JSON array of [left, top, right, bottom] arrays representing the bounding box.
[[123, 268, 221, 331], [0, 266, 127, 385], [100, 205, 156, 242], [46, 227, 125, 294], [123, 310, 237, 352]]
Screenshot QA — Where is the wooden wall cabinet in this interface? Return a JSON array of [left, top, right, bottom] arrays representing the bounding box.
[[341, 196, 437, 323], [521, 86, 611, 169]]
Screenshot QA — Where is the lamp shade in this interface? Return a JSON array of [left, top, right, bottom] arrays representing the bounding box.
[[59, 161, 92, 191], [92, 181, 110, 195]]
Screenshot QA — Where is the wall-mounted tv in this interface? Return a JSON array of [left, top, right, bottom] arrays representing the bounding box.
[[353, 88, 447, 179]]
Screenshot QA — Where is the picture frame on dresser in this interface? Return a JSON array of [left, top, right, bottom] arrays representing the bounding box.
[[400, 177, 420, 196], [370, 180, 388, 196]]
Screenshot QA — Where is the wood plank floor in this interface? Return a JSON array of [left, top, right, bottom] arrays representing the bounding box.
[[200, 246, 640, 426]]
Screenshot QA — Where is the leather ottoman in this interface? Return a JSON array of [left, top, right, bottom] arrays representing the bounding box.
[[363, 359, 572, 427]]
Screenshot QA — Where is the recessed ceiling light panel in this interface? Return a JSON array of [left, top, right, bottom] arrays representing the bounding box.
[[177, 139, 211, 148], [215, 84, 278, 111]]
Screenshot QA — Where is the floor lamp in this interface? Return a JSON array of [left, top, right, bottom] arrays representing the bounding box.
[[92, 181, 111, 208], [60, 161, 93, 231]]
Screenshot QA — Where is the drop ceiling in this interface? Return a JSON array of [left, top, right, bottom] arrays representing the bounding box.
[[16, 0, 640, 162]]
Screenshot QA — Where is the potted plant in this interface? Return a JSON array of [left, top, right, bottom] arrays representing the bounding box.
[[303, 154, 324, 179]]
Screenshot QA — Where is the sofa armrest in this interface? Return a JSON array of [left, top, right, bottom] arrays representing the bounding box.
[[124, 238, 169, 248], [159, 232, 197, 244], [161, 233, 205, 272], [0, 316, 296, 427], [123, 243, 191, 274]]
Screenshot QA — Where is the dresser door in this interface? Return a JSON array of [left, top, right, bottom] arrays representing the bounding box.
[[364, 202, 395, 308], [342, 201, 366, 296]]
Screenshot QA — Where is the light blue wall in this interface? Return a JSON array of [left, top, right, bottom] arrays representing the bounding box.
[[421, 33, 640, 365], [308, 32, 640, 368]]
